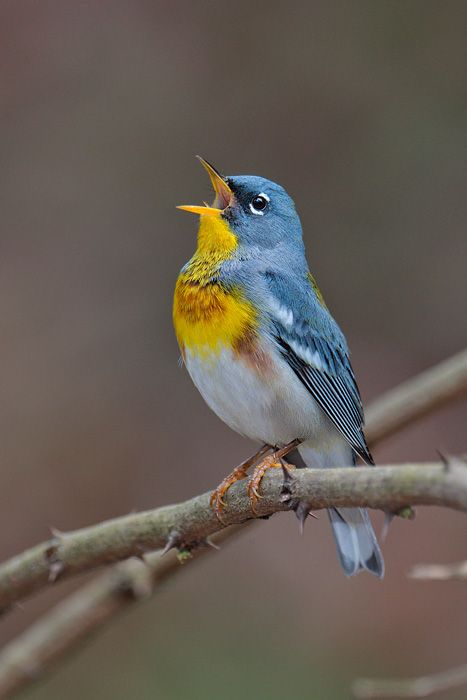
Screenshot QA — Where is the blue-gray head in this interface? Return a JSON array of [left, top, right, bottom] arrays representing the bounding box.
[[178, 157, 303, 250]]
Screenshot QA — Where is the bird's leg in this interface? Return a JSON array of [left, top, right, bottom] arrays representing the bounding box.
[[210, 444, 272, 521], [248, 439, 301, 514]]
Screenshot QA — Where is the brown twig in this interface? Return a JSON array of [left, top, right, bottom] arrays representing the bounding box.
[[352, 663, 467, 698], [409, 559, 467, 581], [365, 347, 467, 446]]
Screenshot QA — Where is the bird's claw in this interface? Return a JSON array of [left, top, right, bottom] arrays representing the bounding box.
[[210, 464, 249, 523], [209, 442, 299, 520], [209, 491, 226, 509], [247, 457, 282, 514]]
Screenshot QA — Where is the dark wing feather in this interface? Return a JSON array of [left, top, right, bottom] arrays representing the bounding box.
[[263, 269, 373, 464], [275, 334, 374, 465]]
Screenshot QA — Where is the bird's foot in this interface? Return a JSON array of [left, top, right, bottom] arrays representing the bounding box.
[[247, 456, 284, 514], [247, 440, 301, 514], [210, 464, 249, 521], [210, 444, 271, 522]]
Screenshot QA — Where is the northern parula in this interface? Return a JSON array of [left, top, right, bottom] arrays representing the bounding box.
[[173, 157, 384, 578]]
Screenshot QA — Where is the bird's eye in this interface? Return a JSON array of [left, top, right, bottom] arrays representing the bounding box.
[[249, 193, 270, 216]]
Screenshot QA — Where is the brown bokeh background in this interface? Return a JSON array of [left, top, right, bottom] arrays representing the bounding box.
[[1, 2, 467, 698]]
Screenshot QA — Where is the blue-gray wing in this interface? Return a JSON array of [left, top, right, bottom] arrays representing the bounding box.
[[264, 272, 374, 465]]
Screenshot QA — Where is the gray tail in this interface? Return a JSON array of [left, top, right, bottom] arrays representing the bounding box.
[[328, 507, 384, 578]]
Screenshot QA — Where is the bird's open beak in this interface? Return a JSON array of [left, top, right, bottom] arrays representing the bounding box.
[[177, 157, 233, 217]]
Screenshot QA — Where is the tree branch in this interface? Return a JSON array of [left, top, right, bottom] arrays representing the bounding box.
[[409, 559, 467, 581], [352, 663, 467, 698], [0, 526, 244, 700], [365, 347, 467, 446], [0, 348, 466, 698], [0, 460, 466, 700], [0, 460, 466, 615]]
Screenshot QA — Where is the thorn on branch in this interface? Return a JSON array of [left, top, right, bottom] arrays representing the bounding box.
[[381, 513, 393, 541], [280, 461, 295, 488], [44, 541, 65, 583], [161, 530, 224, 563], [295, 501, 310, 535], [437, 450, 467, 473], [161, 530, 181, 556], [437, 449, 451, 472], [48, 561, 64, 583], [438, 449, 462, 474], [293, 501, 319, 535], [49, 526, 66, 539], [280, 461, 297, 507], [186, 537, 221, 552]]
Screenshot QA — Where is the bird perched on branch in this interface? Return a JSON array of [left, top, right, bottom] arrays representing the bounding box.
[[173, 157, 384, 577]]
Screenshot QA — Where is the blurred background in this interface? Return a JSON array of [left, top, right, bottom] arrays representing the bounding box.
[[1, 1, 467, 698]]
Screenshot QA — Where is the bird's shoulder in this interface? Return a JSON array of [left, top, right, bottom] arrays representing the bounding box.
[[262, 268, 349, 369]]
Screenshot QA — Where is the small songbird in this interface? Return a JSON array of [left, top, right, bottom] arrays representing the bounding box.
[[173, 157, 384, 577]]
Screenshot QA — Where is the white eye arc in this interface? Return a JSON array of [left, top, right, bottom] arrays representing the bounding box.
[[249, 192, 270, 216]]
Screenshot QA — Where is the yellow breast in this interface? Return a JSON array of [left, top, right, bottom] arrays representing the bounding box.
[[173, 212, 257, 357], [173, 277, 257, 357]]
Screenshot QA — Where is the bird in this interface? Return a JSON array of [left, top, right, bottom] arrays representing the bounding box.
[[173, 157, 384, 578]]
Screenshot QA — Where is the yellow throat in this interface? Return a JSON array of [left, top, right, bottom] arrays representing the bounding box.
[[173, 213, 258, 357]]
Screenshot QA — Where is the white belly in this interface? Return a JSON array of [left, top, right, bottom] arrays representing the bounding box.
[[184, 343, 339, 450]]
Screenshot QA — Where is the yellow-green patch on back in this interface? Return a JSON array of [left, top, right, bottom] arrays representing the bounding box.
[[307, 271, 327, 308]]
